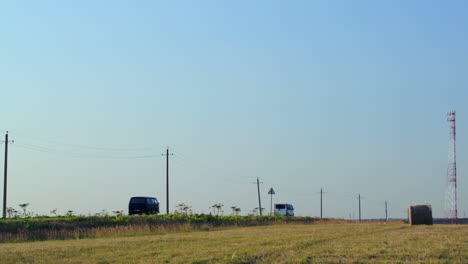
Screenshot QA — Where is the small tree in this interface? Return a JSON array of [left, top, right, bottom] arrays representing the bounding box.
[[6, 207, 18, 218], [211, 203, 224, 216], [231, 206, 241, 216], [175, 203, 192, 215], [113, 210, 123, 216], [250, 208, 258, 215], [50, 208, 58, 216], [235, 207, 241, 216], [19, 203, 29, 217], [230, 206, 236, 215], [251, 207, 265, 216], [96, 209, 109, 217]]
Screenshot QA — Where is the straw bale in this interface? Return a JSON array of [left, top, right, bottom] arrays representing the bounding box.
[[408, 205, 433, 225]]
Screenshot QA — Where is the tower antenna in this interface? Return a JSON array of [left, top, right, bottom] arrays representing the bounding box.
[[445, 111, 458, 224]]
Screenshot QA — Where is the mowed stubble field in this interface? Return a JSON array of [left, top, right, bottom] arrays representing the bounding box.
[[0, 222, 466, 264]]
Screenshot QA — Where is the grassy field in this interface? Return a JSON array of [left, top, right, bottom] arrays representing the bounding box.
[[0, 222, 466, 264]]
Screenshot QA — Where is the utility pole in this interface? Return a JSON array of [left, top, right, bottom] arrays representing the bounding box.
[[320, 188, 323, 218], [385, 200, 388, 222], [3, 132, 13, 219], [162, 147, 173, 214], [358, 194, 361, 223], [257, 177, 262, 216]]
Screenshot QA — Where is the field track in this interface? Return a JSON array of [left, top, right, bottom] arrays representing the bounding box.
[[0, 222, 467, 264]]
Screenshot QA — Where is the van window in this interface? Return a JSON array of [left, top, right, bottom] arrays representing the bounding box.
[[131, 198, 146, 204], [275, 204, 285, 209], [147, 198, 157, 204]]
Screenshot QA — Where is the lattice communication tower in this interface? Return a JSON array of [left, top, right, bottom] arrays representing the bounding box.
[[445, 111, 458, 224]]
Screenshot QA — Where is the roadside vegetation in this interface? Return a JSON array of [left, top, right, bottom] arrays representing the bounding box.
[[0, 214, 342, 243]]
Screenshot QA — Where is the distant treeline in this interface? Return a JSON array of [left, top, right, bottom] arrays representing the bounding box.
[[0, 214, 347, 243], [433, 218, 468, 224], [357, 218, 468, 225]]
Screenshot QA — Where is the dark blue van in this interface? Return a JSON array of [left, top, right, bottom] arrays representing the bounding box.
[[129, 197, 160, 215]]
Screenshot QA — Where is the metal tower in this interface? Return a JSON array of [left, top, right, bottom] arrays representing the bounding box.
[[445, 111, 458, 224]]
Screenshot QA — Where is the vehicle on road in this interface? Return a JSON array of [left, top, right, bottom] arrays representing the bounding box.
[[274, 203, 294, 216], [129, 196, 160, 215]]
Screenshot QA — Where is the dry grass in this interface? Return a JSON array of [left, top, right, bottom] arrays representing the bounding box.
[[0, 222, 466, 264], [0, 223, 207, 242]]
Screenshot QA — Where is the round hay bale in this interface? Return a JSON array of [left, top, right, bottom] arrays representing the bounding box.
[[408, 205, 433, 225]]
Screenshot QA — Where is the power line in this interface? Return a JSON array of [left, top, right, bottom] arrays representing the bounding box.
[[170, 148, 188, 160], [11, 131, 165, 151], [14, 142, 163, 159], [170, 155, 187, 168]]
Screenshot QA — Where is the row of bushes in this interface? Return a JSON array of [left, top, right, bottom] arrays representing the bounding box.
[[0, 214, 331, 243]]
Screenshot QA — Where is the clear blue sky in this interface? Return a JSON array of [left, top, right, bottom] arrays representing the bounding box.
[[0, 1, 467, 219]]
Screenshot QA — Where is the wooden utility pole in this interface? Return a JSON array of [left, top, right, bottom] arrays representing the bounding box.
[[3, 132, 13, 218], [257, 178, 262, 216], [162, 147, 173, 214], [320, 188, 323, 218], [385, 200, 388, 222], [358, 194, 361, 223]]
